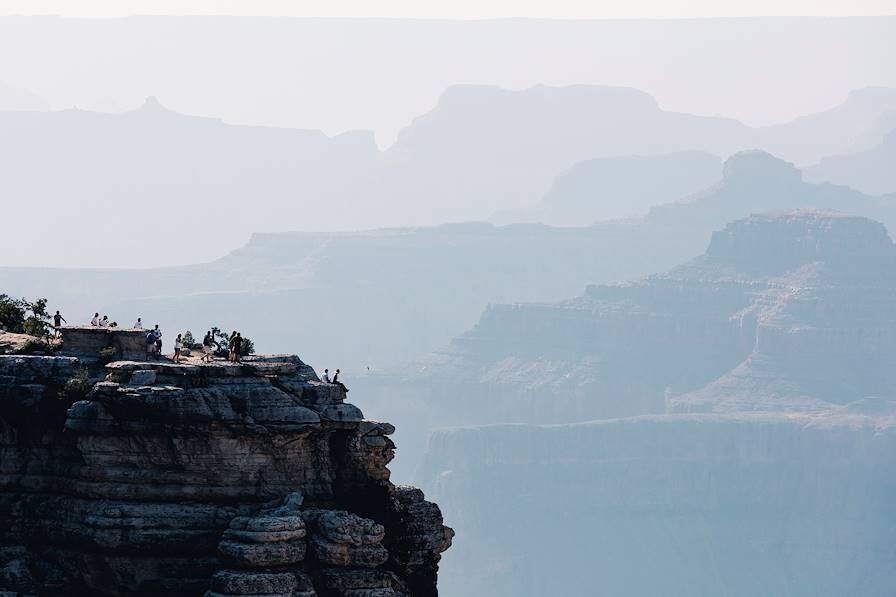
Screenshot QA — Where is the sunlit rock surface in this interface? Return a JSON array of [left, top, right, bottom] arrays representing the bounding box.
[[0, 344, 452, 595]]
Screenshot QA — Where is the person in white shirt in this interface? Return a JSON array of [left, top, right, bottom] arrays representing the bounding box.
[[99, 315, 110, 327], [134, 318, 143, 329], [322, 368, 331, 383], [90, 313, 100, 326], [174, 333, 183, 363]]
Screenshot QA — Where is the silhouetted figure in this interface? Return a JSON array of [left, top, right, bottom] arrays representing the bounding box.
[[233, 333, 243, 363], [201, 330, 216, 362], [52, 310, 66, 337], [228, 331, 237, 362], [332, 368, 349, 392]]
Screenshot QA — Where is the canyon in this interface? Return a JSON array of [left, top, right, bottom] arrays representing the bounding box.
[[401, 209, 896, 596]]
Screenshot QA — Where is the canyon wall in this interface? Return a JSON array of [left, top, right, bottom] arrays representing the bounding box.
[[421, 414, 896, 597], [0, 341, 452, 596]]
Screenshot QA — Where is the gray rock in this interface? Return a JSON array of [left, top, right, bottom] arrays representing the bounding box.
[[218, 539, 307, 568], [128, 369, 157, 385], [210, 569, 299, 594]]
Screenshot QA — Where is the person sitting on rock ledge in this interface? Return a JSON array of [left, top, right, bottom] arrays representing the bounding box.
[[99, 315, 110, 328], [90, 312, 100, 326], [322, 368, 331, 383], [332, 368, 349, 393], [133, 317, 143, 329]]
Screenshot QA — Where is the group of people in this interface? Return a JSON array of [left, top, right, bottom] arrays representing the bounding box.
[[48, 310, 350, 389], [49, 310, 255, 367], [145, 325, 163, 359], [321, 368, 349, 392], [226, 331, 245, 362], [89, 312, 114, 328]]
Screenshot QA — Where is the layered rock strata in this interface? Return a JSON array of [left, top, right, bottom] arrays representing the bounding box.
[[0, 348, 452, 595]]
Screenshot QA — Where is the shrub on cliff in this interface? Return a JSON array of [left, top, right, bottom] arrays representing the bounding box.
[[22, 298, 51, 338], [60, 368, 92, 401], [19, 337, 52, 355], [0, 294, 51, 337], [181, 330, 203, 350], [97, 347, 117, 364], [0, 294, 26, 332]]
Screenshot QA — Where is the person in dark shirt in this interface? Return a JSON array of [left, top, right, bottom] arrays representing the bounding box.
[[201, 331, 216, 362], [233, 333, 243, 363], [332, 368, 349, 392], [228, 331, 237, 362], [52, 310, 66, 337]]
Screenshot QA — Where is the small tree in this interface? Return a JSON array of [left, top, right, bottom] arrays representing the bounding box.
[[182, 330, 202, 350], [0, 294, 26, 333], [22, 298, 51, 338]]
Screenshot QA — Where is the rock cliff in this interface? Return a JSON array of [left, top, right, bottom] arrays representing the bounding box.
[[420, 413, 896, 597], [0, 334, 452, 595], [385, 210, 896, 423], [354, 209, 896, 482]]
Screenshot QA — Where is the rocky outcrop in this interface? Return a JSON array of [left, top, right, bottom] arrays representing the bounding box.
[[57, 327, 149, 363], [0, 342, 452, 595]]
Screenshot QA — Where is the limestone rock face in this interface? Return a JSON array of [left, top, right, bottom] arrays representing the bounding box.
[[304, 510, 389, 567], [0, 345, 452, 596]]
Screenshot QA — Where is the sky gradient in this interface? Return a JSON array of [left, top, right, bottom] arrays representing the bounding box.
[[2, 0, 895, 19]]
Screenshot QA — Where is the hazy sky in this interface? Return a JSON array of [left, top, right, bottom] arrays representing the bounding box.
[[2, 0, 895, 18]]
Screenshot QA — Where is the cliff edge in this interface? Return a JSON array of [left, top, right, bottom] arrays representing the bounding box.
[[0, 332, 453, 596]]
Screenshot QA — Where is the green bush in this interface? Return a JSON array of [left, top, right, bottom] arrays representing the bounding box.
[[19, 338, 50, 354], [181, 330, 203, 350], [60, 368, 92, 400], [0, 294, 26, 332], [98, 347, 118, 364], [0, 295, 51, 337]]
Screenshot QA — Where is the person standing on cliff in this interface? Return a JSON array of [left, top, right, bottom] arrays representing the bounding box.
[[233, 332, 243, 363], [52, 310, 66, 336], [201, 331, 215, 362], [155, 329, 163, 359], [174, 333, 183, 363], [228, 331, 237, 362]]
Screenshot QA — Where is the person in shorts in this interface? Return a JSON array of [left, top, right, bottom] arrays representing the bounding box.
[[174, 333, 183, 363]]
